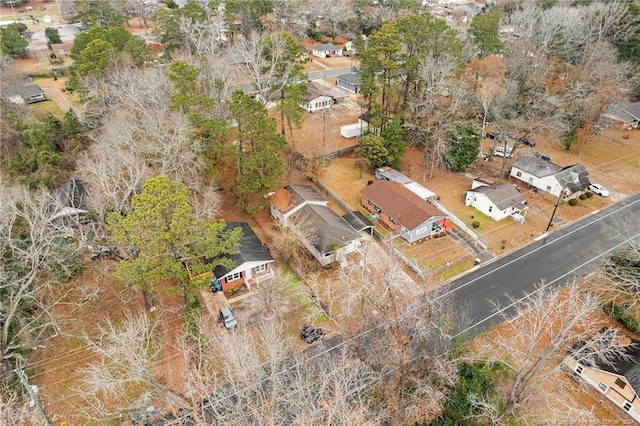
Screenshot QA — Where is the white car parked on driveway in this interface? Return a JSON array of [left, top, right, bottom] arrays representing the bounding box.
[[588, 183, 609, 197]]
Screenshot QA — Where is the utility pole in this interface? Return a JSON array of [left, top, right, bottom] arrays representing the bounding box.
[[545, 182, 568, 232], [14, 368, 54, 426]]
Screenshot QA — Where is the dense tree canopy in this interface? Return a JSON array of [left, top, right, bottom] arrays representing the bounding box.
[[468, 6, 504, 57], [107, 176, 242, 305], [0, 25, 28, 58], [445, 122, 481, 172]]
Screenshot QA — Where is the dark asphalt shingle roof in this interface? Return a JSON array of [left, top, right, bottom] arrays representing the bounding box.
[[290, 204, 360, 256], [213, 222, 273, 278], [595, 340, 640, 395], [604, 101, 640, 123], [342, 211, 373, 232]]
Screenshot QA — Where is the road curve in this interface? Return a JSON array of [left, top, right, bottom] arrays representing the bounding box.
[[444, 193, 640, 337]]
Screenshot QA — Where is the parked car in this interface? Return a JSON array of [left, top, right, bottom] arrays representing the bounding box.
[[588, 183, 609, 197], [219, 306, 238, 329], [518, 136, 536, 147], [492, 145, 513, 158], [485, 132, 497, 139]]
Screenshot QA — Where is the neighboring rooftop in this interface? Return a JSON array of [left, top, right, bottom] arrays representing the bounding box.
[[472, 183, 527, 210], [270, 184, 327, 214], [290, 204, 361, 256], [361, 180, 446, 229]]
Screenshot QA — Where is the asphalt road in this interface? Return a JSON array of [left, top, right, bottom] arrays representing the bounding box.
[[444, 193, 640, 337]]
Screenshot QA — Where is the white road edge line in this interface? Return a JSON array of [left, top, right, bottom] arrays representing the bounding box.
[[454, 230, 640, 337], [440, 196, 640, 299]]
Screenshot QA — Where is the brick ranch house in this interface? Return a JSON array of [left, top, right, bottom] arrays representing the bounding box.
[[360, 180, 452, 244], [210, 222, 275, 292]]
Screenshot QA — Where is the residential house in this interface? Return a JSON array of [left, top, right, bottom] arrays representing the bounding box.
[[464, 178, 528, 223], [50, 41, 74, 56], [5, 84, 46, 104], [300, 46, 310, 61], [211, 222, 275, 292], [603, 101, 640, 129], [300, 81, 335, 113], [269, 185, 361, 266], [510, 156, 591, 198], [361, 180, 452, 243], [566, 336, 640, 423], [345, 35, 366, 56], [374, 166, 436, 201], [336, 72, 361, 93], [312, 43, 343, 57]]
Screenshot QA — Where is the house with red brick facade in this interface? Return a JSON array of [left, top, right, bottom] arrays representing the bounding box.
[[211, 222, 274, 292]]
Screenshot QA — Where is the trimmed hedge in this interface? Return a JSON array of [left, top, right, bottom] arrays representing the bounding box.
[[603, 302, 640, 334]]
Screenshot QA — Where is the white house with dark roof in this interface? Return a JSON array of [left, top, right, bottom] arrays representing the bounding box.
[[5, 84, 46, 104], [464, 178, 528, 222], [269, 185, 361, 266], [211, 222, 274, 292], [510, 157, 591, 198], [566, 335, 640, 423], [312, 43, 343, 57]]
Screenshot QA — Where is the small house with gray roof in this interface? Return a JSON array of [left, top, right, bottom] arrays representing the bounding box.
[[5, 84, 46, 105], [510, 157, 590, 198], [566, 335, 640, 422], [603, 101, 640, 129], [464, 178, 528, 223], [211, 222, 274, 292], [336, 72, 361, 93], [312, 43, 343, 57], [269, 185, 361, 266]]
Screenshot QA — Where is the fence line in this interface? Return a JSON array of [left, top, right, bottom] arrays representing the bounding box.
[[430, 199, 489, 251]]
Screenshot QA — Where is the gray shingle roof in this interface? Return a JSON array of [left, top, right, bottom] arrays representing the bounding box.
[[6, 84, 45, 97], [512, 156, 562, 178], [213, 222, 273, 278], [313, 43, 340, 51], [604, 101, 640, 123], [270, 184, 327, 214], [337, 72, 361, 85], [290, 204, 360, 256], [472, 184, 527, 211]]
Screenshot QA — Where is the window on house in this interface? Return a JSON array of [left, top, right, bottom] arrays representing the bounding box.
[[546, 185, 552, 192], [516, 171, 522, 178], [623, 402, 632, 412], [575, 365, 583, 374], [598, 383, 608, 393], [226, 272, 241, 282], [389, 216, 397, 225], [254, 264, 267, 273], [615, 378, 627, 389], [375, 206, 381, 213], [488, 206, 493, 212]]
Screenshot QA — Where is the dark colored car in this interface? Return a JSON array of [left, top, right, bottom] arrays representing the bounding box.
[[518, 137, 536, 147], [485, 132, 497, 139]]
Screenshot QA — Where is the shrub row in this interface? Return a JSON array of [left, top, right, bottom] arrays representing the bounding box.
[[603, 302, 640, 334]]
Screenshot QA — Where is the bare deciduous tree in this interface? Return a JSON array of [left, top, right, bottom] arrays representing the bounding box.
[[476, 283, 632, 421], [74, 311, 188, 422], [0, 184, 82, 383]]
